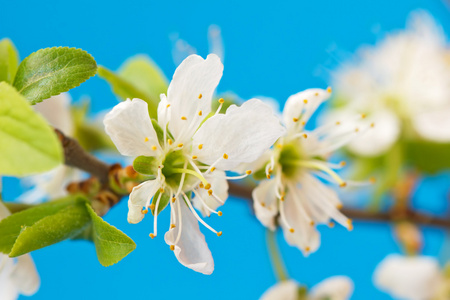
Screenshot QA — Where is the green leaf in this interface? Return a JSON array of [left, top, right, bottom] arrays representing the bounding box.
[[0, 196, 86, 254], [0, 82, 63, 176], [9, 199, 91, 257], [0, 38, 19, 83], [85, 204, 136, 266], [13, 47, 97, 105], [405, 140, 450, 174], [98, 64, 163, 119]]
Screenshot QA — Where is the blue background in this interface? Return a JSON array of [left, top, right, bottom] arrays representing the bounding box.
[[1, 0, 450, 299]]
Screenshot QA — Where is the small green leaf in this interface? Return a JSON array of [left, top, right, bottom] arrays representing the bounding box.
[[9, 199, 91, 257], [0, 82, 63, 176], [85, 204, 136, 266], [98, 66, 159, 118], [13, 47, 97, 105], [0, 38, 19, 83], [133, 155, 158, 175], [405, 140, 450, 174], [0, 196, 83, 254]]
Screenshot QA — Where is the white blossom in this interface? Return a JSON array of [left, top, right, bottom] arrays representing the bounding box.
[[249, 88, 370, 255], [104, 54, 285, 274], [260, 276, 353, 300], [331, 11, 450, 156]]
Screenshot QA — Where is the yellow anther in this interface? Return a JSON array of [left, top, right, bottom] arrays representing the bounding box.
[[268, 168, 273, 173], [144, 137, 149, 142], [301, 121, 306, 126], [218, 98, 224, 104], [355, 128, 360, 132], [361, 113, 367, 119], [152, 145, 157, 151], [289, 228, 295, 233], [348, 223, 354, 231], [177, 143, 184, 148], [336, 121, 341, 125], [328, 221, 335, 228], [303, 99, 308, 104], [149, 204, 156, 211], [159, 188, 164, 193], [370, 123, 375, 127], [170, 224, 176, 229], [199, 182, 204, 188], [223, 153, 228, 159], [217, 231, 223, 237], [327, 86, 332, 93], [210, 167, 216, 172], [171, 197, 176, 203], [142, 209, 148, 214], [302, 133, 308, 138], [266, 174, 271, 179], [315, 92, 319, 96], [166, 104, 171, 108], [181, 116, 187, 120], [149, 233, 155, 239], [246, 170, 252, 175], [336, 203, 343, 209], [305, 246, 311, 252], [192, 155, 198, 159], [198, 93, 203, 99], [369, 177, 376, 183], [340, 161, 347, 167], [310, 221, 315, 226], [339, 182, 347, 188], [261, 202, 266, 207], [170, 245, 175, 251], [198, 111, 203, 116], [168, 139, 173, 145], [293, 117, 299, 122], [198, 144, 203, 150], [280, 196, 285, 201], [204, 183, 211, 190], [276, 144, 283, 149], [208, 189, 213, 196], [218, 211, 223, 217]]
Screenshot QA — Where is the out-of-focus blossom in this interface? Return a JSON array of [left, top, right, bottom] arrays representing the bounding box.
[[260, 276, 353, 300], [248, 88, 370, 255], [331, 11, 450, 157], [374, 254, 449, 300], [104, 54, 285, 274], [0, 202, 40, 300], [20, 93, 82, 203]]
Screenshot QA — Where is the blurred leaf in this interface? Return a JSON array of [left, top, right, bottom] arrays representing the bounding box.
[[13, 47, 97, 105], [119, 55, 168, 106], [0, 38, 19, 83], [405, 140, 450, 174], [0, 196, 86, 254], [85, 204, 136, 266], [98, 66, 158, 118], [0, 82, 63, 176]]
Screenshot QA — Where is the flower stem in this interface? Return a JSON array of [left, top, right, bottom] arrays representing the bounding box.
[[266, 229, 289, 282]]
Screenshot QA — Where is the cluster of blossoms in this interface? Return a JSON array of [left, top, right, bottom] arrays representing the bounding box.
[[331, 11, 450, 156], [104, 54, 285, 274]]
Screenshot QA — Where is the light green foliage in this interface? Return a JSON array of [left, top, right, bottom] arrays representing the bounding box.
[[0, 38, 19, 83], [85, 204, 136, 266], [0, 82, 63, 176], [405, 140, 450, 174], [0, 196, 90, 256], [13, 47, 97, 105], [98, 56, 168, 119]]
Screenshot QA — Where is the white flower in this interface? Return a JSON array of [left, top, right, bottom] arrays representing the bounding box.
[[0, 202, 40, 300], [260, 276, 353, 300], [104, 54, 285, 274], [250, 88, 370, 255], [374, 254, 445, 300], [331, 11, 450, 156], [20, 93, 82, 203]]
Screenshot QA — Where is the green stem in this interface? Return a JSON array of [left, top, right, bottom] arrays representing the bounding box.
[[170, 168, 208, 185], [266, 229, 289, 282]]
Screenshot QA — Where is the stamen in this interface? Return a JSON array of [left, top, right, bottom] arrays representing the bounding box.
[[223, 153, 228, 159], [177, 143, 183, 148], [149, 233, 155, 239], [279, 197, 294, 234], [171, 168, 209, 185], [293, 117, 299, 122], [198, 144, 203, 150], [198, 94, 203, 99], [204, 183, 212, 190], [194, 188, 221, 216], [144, 137, 149, 142], [181, 116, 187, 120], [290, 160, 347, 187], [303, 99, 308, 104], [183, 193, 220, 235], [192, 155, 198, 159], [152, 191, 163, 237], [170, 245, 175, 251], [198, 111, 203, 116], [142, 208, 148, 214], [214, 98, 225, 115], [152, 145, 157, 150], [210, 167, 216, 172], [168, 139, 173, 145], [327, 86, 332, 93]]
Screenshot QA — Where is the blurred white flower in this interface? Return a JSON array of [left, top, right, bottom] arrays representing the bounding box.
[[260, 276, 353, 300], [374, 254, 446, 300], [249, 88, 370, 255], [19, 93, 82, 203], [0, 202, 40, 300], [332, 11, 450, 156], [104, 54, 285, 274]]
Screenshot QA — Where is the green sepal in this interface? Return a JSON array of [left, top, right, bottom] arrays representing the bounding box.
[[85, 204, 136, 267], [133, 155, 158, 175], [13, 47, 97, 105], [0, 82, 63, 176], [0, 38, 19, 83], [150, 191, 170, 215]]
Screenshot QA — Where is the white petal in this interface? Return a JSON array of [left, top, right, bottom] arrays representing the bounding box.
[[34, 93, 73, 136], [348, 110, 400, 157], [166, 54, 223, 143], [127, 180, 161, 224], [373, 254, 442, 300], [282, 88, 330, 129], [164, 199, 214, 275], [259, 280, 299, 300], [0, 274, 18, 300], [11, 255, 40, 296], [310, 276, 353, 300], [193, 172, 228, 217], [413, 108, 450, 142], [252, 179, 279, 231], [192, 99, 285, 170], [157, 93, 170, 128], [104, 99, 162, 157]]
